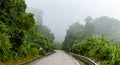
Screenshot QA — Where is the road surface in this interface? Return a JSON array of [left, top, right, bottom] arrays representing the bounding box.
[[27, 50, 81, 65]]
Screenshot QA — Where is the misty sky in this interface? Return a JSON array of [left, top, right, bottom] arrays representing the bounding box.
[[25, 0, 120, 42]]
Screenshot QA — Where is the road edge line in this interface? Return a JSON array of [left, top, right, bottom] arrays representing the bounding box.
[[73, 58, 80, 65]]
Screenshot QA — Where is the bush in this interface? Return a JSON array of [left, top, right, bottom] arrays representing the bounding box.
[[71, 35, 120, 65]]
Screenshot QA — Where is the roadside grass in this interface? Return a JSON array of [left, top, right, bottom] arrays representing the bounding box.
[[0, 55, 42, 65], [0, 51, 56, 65]]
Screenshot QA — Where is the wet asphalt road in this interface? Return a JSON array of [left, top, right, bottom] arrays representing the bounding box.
[[28, 50, 80, 65]]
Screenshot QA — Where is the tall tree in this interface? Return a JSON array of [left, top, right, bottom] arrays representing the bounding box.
[[63, 22, 84, 50], [84, 16, 95, 38]]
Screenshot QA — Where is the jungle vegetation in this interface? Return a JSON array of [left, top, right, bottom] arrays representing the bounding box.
[[63, 16, 120, 65], [0, 0, 54, 64]]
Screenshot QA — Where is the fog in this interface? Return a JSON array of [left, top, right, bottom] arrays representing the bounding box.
[[25, 0, 120, 42]]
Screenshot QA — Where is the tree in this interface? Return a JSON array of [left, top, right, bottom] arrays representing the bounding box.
[[0, 0, 55, 62], [93, 16, 120, 37], [63, 22, 84, 50], [84, 16, 95, 38]]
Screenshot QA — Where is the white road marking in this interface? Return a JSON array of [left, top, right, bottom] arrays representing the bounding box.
[[73, 58, 80, 65]]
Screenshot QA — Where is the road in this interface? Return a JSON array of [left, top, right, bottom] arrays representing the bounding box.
[[27, 50, 81, 65]]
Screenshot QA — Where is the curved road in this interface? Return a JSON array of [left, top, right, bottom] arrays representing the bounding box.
[[28, 50, 81, 65]]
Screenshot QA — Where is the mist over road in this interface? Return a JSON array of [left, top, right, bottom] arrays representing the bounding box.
[[28, 50, 80, 65]]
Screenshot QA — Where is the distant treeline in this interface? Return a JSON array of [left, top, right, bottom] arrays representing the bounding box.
[[63, 16, 120, 65], [0, 0, 54, 63]]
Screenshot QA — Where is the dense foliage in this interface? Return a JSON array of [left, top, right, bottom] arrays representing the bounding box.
[[0, 0, 54, 63], [63, 16, 120, 65], [53, 42, 62, 50]]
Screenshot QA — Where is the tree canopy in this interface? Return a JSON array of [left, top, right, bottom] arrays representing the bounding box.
[[0, 0, 54, 63], [63, 16, 120, 65]]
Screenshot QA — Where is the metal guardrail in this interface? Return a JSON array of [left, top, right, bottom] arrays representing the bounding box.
[[70, 53, 99, 65]]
